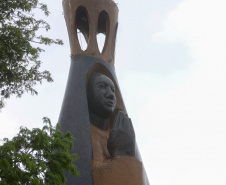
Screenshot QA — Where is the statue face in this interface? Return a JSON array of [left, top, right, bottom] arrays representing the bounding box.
[[87, 73, 116, 118]]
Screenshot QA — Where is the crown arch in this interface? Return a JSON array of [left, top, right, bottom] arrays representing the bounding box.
[[96, 11, 110, 54], [112, 22, 118, 59], [75, 6, 89, 51]]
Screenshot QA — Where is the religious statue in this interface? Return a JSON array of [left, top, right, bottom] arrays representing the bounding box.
[[58, 0, 150, 184], [87, 72, 145, 184]]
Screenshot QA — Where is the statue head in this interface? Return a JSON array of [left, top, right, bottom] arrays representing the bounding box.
[[87, 72, 116, 119]]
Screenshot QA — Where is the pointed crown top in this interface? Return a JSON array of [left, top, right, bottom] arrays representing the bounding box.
[[63, 0, 118, 66]]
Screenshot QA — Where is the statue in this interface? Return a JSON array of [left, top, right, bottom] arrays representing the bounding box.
[[87, 72, 146, 184], [59, 0, 150, 184]]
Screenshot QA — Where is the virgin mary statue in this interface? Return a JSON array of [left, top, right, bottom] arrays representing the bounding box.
[[59, 0, 150, 184]]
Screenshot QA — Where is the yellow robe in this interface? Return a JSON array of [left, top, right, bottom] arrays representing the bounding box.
[[90, 124, 146, 185]]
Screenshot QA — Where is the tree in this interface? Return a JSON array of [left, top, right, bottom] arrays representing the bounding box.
[[0, 0, 63, 109], [0, 117, 79, 185]]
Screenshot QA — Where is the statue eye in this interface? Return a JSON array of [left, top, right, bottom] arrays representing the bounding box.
[[111, 88, 115, 93], [97, 83, 106, 88]]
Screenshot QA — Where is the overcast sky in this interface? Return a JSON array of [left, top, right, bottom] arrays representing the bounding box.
[[1, 0, 226, 184]]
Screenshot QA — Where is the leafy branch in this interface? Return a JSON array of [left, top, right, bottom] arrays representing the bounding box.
[[0, 118, 79, 185], [0, 0, 63, 109]]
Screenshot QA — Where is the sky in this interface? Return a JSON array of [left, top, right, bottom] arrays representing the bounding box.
[[1, 0, 226, 184]]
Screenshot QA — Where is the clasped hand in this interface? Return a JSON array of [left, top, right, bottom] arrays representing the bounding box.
[[107, 110, 135, 158]]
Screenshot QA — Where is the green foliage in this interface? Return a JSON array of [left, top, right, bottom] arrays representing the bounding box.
[[0, 0, 63, 109], [0, 118, 79, 185]]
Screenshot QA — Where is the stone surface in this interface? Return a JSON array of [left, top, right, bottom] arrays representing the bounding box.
[[58, 55, 149, 184]]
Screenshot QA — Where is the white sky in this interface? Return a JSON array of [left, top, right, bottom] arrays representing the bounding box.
[[1, 0, 226, 184]]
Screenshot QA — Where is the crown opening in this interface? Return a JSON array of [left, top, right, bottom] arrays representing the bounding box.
[[97, 33, 105, 53], [97, 11, 110, 54], [75, 6, 89, 51]]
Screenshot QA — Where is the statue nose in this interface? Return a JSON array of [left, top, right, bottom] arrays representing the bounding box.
[[105, 87, 114, 100]]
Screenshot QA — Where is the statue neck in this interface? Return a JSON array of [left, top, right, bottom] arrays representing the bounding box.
[[89, 112, 110, 130]]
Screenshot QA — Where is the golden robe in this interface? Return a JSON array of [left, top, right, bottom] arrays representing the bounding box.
[[90, 124, 146, 185]]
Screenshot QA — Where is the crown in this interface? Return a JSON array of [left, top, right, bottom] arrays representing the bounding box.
[[63, 0, 119, 66]]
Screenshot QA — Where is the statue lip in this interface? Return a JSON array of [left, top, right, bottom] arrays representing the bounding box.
[[105, 101, 114, 106]]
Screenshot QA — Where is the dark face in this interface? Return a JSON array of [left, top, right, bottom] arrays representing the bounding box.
[[87, 73, 116, 118]]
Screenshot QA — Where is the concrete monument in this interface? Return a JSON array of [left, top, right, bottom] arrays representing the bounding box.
[[59, 0, 150, 184]]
